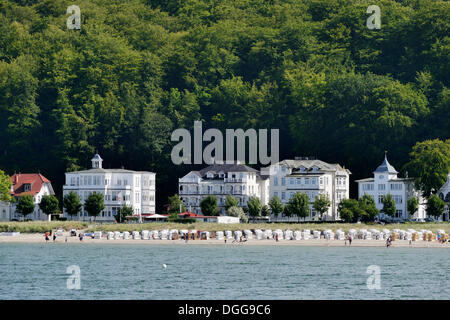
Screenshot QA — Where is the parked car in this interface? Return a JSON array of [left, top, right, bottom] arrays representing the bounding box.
[[424, 217, 435, 222]]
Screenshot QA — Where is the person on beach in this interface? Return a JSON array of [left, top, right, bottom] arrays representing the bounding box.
[[348, 236, 352, 245], [79, 233, 83, 241], [65, 236, 68, 243], [224, 236, 227, 244], [345, 236, 347, 246], [276, 234, 279, 242], [53, 234, 56, 242], [45, 232, 49, 242]]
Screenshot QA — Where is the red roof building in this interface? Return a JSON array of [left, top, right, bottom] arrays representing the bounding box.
[[10, 173, 54, 197], [3, 173, 55, 221]]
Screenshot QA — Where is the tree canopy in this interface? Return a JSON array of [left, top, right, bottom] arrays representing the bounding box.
[[63, 191, 82, 218], [84, 192, 105, 219], [0, 0, 448, 209], [199, 195, 218, 216], [39, 194, 59, 219]]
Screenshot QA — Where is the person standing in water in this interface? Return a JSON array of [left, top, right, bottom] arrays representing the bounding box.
[[53, 233, 56, 242]]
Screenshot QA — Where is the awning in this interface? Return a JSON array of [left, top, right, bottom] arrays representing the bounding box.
[[143, 214, 168, 219]]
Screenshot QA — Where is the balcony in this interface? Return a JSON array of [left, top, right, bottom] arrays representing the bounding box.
[[224, 178, 246, 183], [179, 190, 199, 195]]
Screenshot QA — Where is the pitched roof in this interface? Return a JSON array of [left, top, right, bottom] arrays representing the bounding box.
[[10, 173, 53, 196], [68, 168, 155, 174], [373, 154, 398, 174], [276, 159, 350, 174], [198, 163, 258, 177]]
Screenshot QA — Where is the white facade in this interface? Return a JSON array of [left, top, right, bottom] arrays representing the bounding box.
[[356, 154, 426, 221], [178, 162, 269, 215], [437, 173, 450, 221], [63, 154, 156, 222], [0, 202, 10, 221], [268, 158, 351, 221]]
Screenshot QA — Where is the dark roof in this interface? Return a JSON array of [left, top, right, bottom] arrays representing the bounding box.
[[374, 155, 398, 174], [198, 163, 258, 177]]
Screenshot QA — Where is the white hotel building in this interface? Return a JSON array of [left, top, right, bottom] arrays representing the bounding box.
[[63, 154, 156, 221], [178, 162, 270, 215], [268, 158, 351, 221], [356, 154, 426, 221]]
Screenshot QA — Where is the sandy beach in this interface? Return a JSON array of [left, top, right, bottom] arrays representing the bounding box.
[[1, 232, 448, 248]]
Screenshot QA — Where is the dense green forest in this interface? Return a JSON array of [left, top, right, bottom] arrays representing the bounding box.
[[0, 0, 448, 210]]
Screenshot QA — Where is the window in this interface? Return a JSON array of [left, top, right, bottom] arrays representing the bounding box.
[[274, 192, 278, 197], [93, 176, 101, 186], [273, 177, 278, 186], [24, 184, 31, 192], [363, 184, 374, 191], [319, 177, 323, 185], [281, 192, 285, 200], [281, 178, 285, 186], [390, 183, 402, 191], [378, 195, 384, 204], [378, 184, 386, 191], [305, 178, 310, 185], [297, 178, 301, 185], [281, 166, 286, 172], [393, 195, 403, 204], [290, 178, 294, 185], [396, 210, 403, 218], [135, 177, 140, 187], [135, 192, 140, 203]]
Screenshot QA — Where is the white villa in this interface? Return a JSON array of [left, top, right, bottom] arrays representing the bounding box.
[[438, 173, 450, 221], [267, 158, 351, 221], [0, 173, 55, 221], [63, 154, 156, 222], [178, 161, 270, 215], [356, 154, 426, 221]]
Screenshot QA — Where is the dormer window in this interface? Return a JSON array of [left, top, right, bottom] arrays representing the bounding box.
[[24, 184, 31, 192]]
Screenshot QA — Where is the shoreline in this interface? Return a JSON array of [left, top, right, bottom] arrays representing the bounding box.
[[1, 233, 448, 248]]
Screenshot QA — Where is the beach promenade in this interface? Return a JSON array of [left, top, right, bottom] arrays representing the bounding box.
[[1, 232, 448, 248]]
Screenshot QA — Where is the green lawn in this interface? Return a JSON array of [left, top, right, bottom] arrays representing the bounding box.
[[0, 221, 89, 233]]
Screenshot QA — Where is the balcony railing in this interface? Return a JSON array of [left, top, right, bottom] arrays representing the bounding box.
[[224, 178, 246, 183]]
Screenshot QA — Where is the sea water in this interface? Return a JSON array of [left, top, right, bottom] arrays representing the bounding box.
[[0, 243, 448, 299]]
